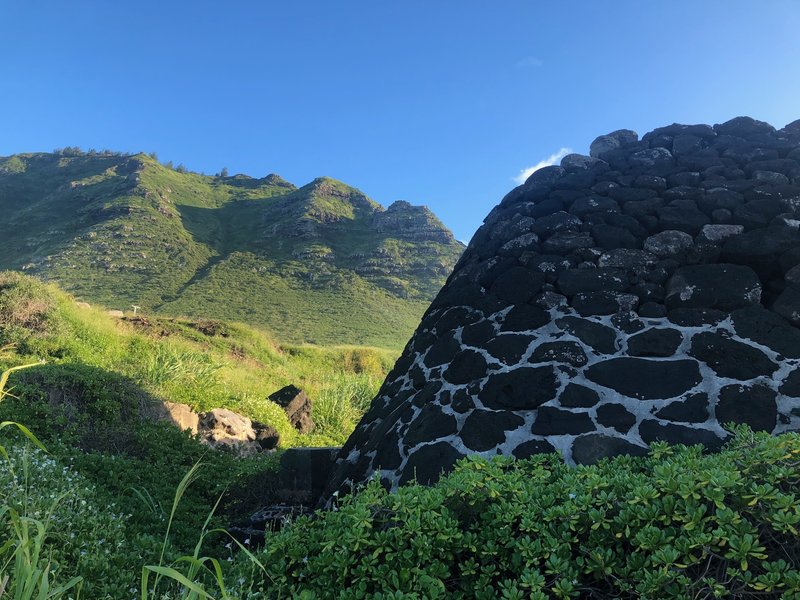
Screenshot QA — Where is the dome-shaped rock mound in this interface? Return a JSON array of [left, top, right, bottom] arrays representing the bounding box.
[[324, 116, 800, 500]]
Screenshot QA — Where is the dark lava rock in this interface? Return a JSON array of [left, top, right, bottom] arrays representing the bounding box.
[[555, 316, 618, 354], [531, 407, 595, 435], [639, 420, 725, 449], [714, 116, 775, 138], [424, 335, 461, 367], [611, 311, 646, 334], [530, 341, 588, 366], [461, 410, 525, 452], [404, 405, 459, 447], [598, 249, 657, 269], [512, 439, 557, 459], [716, 384, 778, 433], [557, 268, 627, 296], [627, 328, 683, 357], [560, 383, 601, 408], [490, 266, 545, 304], [253, 422, 281, 450], [644, 230, 694, 257], [585, 358, 702, 400], [596, 403, 637, 433], [689, 331, 777, 380], [444, 350, 488, 385], [731, 306, 800, 358], [461, 320, 496, 347], [478, 367, 558, 410], [665, 264, 761, 311], [572, 291, 639, 316], [657, 205, 710, 235], [485, 334, 533, 365], [542, 231, 595, 254], [571, 434, 648, 464], [773, 284, 800, 326], [667, 308, 727, 327], [780, 369, 800, 397], [532, 211, 582, 236], [590, 129, 639, 158], [500, 304, 551, 332], [639, 302, 668, 317], [399, 442, 465, 486], [654, 393, 709, 423], [268, 385, 315, 433]]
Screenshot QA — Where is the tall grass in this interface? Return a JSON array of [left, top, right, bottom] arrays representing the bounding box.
[[141, 462, 268, 600], [311, 372, 378, 443]]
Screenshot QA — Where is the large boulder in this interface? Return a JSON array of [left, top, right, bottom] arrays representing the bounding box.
[[269, 385, 315, 433]]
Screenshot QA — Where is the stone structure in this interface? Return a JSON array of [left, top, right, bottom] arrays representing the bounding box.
[[324, 117, 800, 498]]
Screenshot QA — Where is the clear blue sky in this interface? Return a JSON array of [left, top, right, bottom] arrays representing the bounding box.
[[2, 1, 799, 242]]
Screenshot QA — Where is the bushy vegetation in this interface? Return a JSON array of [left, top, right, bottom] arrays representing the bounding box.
[[245, 428, 800, 599]]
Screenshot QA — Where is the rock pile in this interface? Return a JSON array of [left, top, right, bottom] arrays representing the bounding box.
[[324, 116, 800, 498]]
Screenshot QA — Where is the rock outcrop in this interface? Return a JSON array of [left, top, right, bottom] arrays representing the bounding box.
[[148, 402, 281, 453], [324, 116, 800, 499], [268, 385, 315, 433]]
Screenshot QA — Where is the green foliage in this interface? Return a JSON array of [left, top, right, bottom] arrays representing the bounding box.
[[248, 429, 800, 598], [0, 445, 131, 597], [0, 152, 462, 348]]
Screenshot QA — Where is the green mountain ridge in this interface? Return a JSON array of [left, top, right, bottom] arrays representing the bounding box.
[[0, 150, 464, 348]]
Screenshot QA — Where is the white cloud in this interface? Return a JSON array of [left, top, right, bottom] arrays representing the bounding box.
[[513, 147, 572, 185]]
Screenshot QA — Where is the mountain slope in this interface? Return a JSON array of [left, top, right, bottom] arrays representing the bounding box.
[[0, 151, 464, 347]]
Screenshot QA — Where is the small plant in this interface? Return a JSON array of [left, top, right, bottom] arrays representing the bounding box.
[[0, 358, 46, 465], [141, 462, 269, 600]]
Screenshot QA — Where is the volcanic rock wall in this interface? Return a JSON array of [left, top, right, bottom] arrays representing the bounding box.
[[325, 117, 800, 497]]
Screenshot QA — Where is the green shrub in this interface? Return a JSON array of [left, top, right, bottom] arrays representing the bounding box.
[[0, 444, 136, 597], [246, 428, 800, 599], [0, 272, 56, 349]]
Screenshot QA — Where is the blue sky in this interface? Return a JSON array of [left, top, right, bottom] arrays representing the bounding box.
[[1, 1, 799, 242]]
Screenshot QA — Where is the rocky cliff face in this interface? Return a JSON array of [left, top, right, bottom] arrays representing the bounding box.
[[324, 116, 800, 499]]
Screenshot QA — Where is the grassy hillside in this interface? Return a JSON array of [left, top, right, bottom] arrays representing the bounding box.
[[0, 150, 463, 348], [0, 271, 396, 446]]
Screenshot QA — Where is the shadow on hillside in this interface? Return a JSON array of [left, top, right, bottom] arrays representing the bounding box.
[[2, 362, 194, 455]]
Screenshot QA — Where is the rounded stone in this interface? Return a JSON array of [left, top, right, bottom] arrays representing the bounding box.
[[638, 420, 725, 449], [571, 434, 648, 465], [689, 331, 777, 380], [654, 393, 709, 423], [485, 334, 533, 365], [555, 316, 618, 354], [460, 410, 525, 452], [716, 384, 777, 433], [399, 442, 465, 486], [444, 350, 488, 385], [627, 328, 683, 357], [585, 358, 702, 400], [478, 366, 558, 410], [531, 407, 595, 435], [529, 341, 588, 367], [644, 230, 694, 257], [404, 405, 458, 447], [596, 403, 637, 433], [559, 383, 601, 408], [665, 264, 762, 311]]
